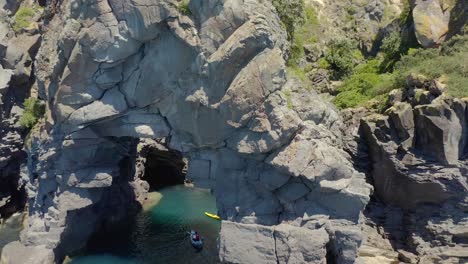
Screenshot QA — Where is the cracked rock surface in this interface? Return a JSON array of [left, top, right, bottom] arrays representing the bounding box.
[[0, 0, 372, 263]]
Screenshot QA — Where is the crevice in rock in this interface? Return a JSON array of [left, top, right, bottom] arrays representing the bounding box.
[[272, 227, 280, 264], [0, 166, 27, 220], [325, 239, 337, 264]]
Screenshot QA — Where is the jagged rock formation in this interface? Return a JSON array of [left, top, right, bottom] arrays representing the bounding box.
[[1, 0, 372, 263], [338, 74, 468, 263], [339, 67, 468, 262], [304, 0, 404, 57], [360, 96, 468, 262], [1, 0, 465, 263], [0, 0, 40, 221]]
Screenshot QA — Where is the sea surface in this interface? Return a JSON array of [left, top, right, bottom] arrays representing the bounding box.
[[71, 185, 221, 264]]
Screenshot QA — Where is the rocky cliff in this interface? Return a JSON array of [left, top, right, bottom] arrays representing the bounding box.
[[1, 0, 372, 263], [347, 92, 468, 263], [0, 0, 466, 263]]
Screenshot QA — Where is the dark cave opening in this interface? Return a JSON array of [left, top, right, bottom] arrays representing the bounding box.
[[138, 140, 187, 191], [0, 154, 27, 220]]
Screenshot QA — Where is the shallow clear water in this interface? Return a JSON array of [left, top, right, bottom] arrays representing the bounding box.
[[0, 213, 23, 255], [71, 185, 221, 264]]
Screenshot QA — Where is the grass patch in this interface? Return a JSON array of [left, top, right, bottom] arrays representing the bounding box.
[[282, 90, 294, 109], [304, 6, 319, 25], [287, 64, 307, 81], [19, 98, 45, 129], [285, 5, 320, 79], [178, 1, 192, 16], [12, 6, 35, 32], [333, 59, 403, 109], [396, 35, 468, 97], [287, 5, 320, 66]]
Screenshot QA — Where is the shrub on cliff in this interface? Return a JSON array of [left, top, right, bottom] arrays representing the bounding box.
[[325, 38, 361, 79], [380, 31, 403, 72], [178, 1, 191, 16], [19, 98, 45, 129], [271, 0, 306, 41], [287, 6, 319, 67]]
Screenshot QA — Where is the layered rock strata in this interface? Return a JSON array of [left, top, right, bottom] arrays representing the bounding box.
[[359, 96, 468, 263]]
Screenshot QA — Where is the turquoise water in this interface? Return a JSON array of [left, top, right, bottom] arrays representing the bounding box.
[[71, 185, 221, 264], [0, 213, 23, 255]]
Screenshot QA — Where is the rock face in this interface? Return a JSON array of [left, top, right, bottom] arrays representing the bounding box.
[[360, 97, 468, 262], [0, 2, 41, 220], [412, 0, 452, 48], [1, 0, 372, 263], [219, 221, 329, 264]]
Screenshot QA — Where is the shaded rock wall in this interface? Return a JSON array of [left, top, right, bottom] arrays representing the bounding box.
[[1, 0, 372, 263], [0, 1, 42, 220], [358, 96, 468, 262]]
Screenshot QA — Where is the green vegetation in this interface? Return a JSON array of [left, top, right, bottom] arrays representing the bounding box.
[[281, 4, 320, 80], [333, 34, 468, 110], [178, 1, 192, 16], [317, 58, 330, 69], [12, 6, 35, 32], [304, 6, 319, 25], [19, 98, 45, 129], [11, 4, 45, 32], [380, 31, 404, 72], [271, 0, 306, 41], [289, 5, 319, 63], [288, 64, 307, 81], [274, 0, 467, 110], [333, 59, 401, 109], [324, 38, 362, 79], [399, 0, 412, 27], [396, 36, 468, 98], [282, 90, 294, 109]]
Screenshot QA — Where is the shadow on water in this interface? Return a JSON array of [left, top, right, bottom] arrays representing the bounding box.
[[71, 185, 221, 264]]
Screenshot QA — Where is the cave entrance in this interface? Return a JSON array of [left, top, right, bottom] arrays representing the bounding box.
[[73, 140, 220, 263], [137, 139, 187, 191]]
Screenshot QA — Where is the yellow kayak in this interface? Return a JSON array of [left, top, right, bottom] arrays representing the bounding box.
[[205, 212, 221, 220]]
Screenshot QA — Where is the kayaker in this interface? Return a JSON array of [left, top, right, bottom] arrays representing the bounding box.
[[192, 231, 200, 241], [189, 230, 204, 249]]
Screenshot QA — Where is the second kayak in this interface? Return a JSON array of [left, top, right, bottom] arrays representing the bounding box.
[[204, 212, 221, 220]]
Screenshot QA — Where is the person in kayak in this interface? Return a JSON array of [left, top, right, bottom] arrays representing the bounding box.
[[192, 231, 200, 241], [189, 230, 203, 249]]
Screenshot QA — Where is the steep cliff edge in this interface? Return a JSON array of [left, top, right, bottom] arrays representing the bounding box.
[[0, 0, 466, 263], [357, 96, 467, 263], [1, 0, 372, 263], [0, 0, 43, 221]]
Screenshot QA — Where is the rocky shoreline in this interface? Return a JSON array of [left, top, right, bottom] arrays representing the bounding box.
[[0, 0, 466, 263]]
